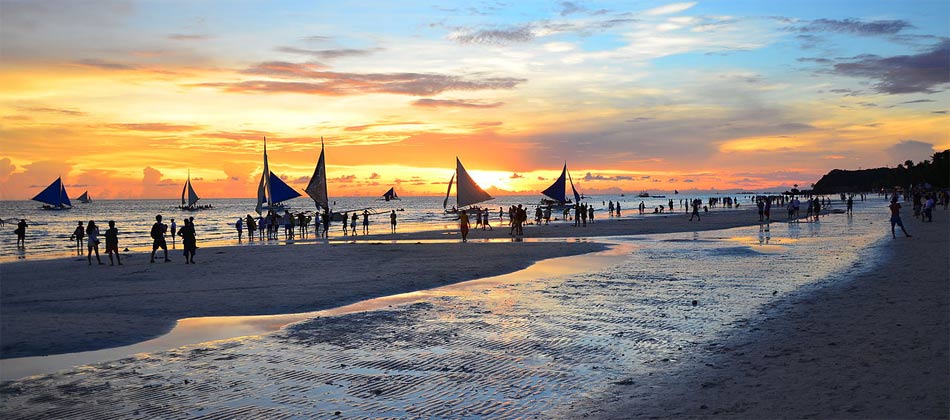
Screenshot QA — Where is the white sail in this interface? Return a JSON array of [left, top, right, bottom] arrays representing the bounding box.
[[455, 157, 493, 208], [305, 138, 329, 211]]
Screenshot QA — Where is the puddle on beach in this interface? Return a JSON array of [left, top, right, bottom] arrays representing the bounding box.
[[1, 210, 887, 418]]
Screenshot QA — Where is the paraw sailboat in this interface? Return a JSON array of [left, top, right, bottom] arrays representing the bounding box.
[[443, 157, 494, 212], [256, 137, 302, 214]]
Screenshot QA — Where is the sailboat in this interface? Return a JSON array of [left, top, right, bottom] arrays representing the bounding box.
[[32, 177, 72, 210], [305, 138, 329, 212], [443, 157, 494, 212], [381, 187, 399, 201], [256, 137, 302, 214], [77, 191, 92, 203], [540, 162, 581, 207], [179, 170, 204, 211]]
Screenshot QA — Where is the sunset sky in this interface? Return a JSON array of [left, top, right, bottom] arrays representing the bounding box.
[[1, 0, 948, 199]]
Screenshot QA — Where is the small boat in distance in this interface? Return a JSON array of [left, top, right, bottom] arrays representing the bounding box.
[[638, 191, 650, 197], [443, 157, 494, 213], [32, 177, 72, 210], [77, 191, 92, 203], [381, 187, 399, 201], [180, 170, 212, 211], [256, 137, 302, 214]]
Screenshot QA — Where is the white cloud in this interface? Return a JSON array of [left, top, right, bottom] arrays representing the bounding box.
[[644, 2, 698, 16]]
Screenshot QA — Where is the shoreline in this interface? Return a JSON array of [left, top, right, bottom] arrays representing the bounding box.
[[576, 208, 949, 418]]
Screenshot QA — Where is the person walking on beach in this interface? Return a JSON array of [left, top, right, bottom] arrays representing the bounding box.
[[764, 198, 771, 222], [85, 220, 103, 265], [178, 218, 197, 264], [813, 197, 821, 221], [483, 209, 493, 230], [689, 199, 701, 221], [459, 209, 470, 242], [322, 210, 330, 237], [350, 213, 358, 236], [923, 194, 935, 223], [170, 218, 177, 249], [757, 199, 764, 221], [15, 219, 27, 247], [104, 220, 121, 266], [588, 205, 594, 224], [846, 196, 854, 215], [390, 210, 397, 234], [889, 197, 912, 238], [71, 221, 85, 255], [150, 215, 171, 263], [341, 212, 348, 236]]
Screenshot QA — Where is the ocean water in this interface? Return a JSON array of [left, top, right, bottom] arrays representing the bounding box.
[[0, 194, 728, 262], [0, 201, 897, 418]]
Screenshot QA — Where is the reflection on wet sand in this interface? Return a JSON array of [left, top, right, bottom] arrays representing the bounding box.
[[1, 211, 885, 418]]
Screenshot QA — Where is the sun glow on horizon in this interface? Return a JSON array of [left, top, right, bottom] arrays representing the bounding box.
[[1, 1, 947, 200]]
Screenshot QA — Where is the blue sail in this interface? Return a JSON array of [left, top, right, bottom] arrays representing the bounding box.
[[541, 164, 568, 204], [268, 172, 301, 204], [568, 169, 581, 203], [32, 177, 72, 207]]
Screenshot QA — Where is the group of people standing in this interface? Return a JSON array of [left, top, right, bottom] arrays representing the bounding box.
[[70, 220, 121, 265], [237, 209, 400, 240], [149, 214, 197, 264]]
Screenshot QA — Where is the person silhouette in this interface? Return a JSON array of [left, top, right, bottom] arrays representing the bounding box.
[[85, 220, 103, 265], [104, 220, 122, 266], [150, 215, 171, 263], [71, 221, 85, 255]]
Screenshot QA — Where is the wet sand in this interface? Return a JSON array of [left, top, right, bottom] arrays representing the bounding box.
[[0, 205, 761, 359], [578, 209, 949, 418], [5, 204, 944, 419], [365, 206, 792, 241], [0, 241, 605, 359]]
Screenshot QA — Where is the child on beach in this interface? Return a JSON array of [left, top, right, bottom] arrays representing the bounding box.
[[104, 220, 121, 265], [459, 210, 470, 242]]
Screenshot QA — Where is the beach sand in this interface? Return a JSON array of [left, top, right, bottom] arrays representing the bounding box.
[[1, 205, 946, 418], [1, 241, 605, 359], [0, 206, 765, 359], [575, 209, 949, 419]]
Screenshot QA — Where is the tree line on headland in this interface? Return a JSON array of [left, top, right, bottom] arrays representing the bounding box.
[[812, 150, 949, 193]]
